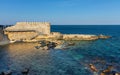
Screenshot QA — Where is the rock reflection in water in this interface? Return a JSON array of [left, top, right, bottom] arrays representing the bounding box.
[[0, 39, 120, 75], [0, 42, 86, 75]]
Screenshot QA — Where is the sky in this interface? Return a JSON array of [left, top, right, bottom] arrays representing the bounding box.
[[0, 0, 120, 25]]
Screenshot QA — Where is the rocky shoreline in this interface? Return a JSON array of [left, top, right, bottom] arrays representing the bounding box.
[[0, 33, 111, 46], [33, 34, 110, 50], [21, 33, 110, 42]]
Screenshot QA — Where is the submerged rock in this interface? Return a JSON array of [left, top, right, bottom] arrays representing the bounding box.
[[35, 46, 40, 49], [67, 42, 75, 46], [35, 40, 59, 50], [65, 68, 75, 75], [21, 68, 29, 75]]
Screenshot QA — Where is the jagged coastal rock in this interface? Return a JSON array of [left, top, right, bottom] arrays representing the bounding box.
[[4, 22, 110, 43]]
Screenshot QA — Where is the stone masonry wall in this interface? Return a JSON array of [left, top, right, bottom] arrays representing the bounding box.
[[5, 31, 38, 41], [5, 22, 50, 35]]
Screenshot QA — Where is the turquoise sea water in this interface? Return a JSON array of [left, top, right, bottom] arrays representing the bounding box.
[[0, 25, 120, 75]]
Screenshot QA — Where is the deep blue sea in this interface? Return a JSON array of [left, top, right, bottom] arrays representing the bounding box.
[[0, 25, 120, 75]]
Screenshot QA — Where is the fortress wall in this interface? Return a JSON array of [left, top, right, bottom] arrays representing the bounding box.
[[4, 22, 51, 42], [6, 31, 38, 41], [5, 22, 51, 35], [16, 22, 51, 34]]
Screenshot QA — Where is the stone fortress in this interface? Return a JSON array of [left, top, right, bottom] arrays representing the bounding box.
[[5, 22, 50, 34], [4, 22, 51, 42], [4, 22, 110, 43]]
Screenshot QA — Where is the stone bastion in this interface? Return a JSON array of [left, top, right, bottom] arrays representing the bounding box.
[[4, 22, 50, 42]]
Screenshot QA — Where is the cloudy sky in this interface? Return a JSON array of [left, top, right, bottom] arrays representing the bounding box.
[[0, 0, 120, 25]]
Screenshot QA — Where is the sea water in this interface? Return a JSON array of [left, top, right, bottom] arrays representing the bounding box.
[[0, 25, 120, 75]]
